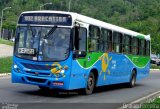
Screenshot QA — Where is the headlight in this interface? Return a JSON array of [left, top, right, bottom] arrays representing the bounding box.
[[14, 64, 18, 69], [13, 63, 21, 73]]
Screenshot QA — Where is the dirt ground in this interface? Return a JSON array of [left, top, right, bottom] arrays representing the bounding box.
[[0, 44, 13, 58]]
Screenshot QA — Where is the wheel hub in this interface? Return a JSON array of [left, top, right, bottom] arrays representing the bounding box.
[[88, 77, 93, 89]]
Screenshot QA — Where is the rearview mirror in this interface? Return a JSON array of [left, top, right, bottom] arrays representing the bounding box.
[[73, 50, 86, 59]]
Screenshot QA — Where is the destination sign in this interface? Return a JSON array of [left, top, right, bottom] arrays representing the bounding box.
[[18, 13, 72, 26]]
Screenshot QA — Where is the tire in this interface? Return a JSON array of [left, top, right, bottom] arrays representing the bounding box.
[[128, 70, 136, 88], [83, 72, 95, 95]]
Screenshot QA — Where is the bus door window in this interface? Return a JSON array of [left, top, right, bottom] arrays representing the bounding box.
[[74, 27, 87, 52], [88, 25, 100, 52], [79, 28, 87, 51]]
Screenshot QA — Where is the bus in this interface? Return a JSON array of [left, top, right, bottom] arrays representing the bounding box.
[[12, 11, 150, 95]]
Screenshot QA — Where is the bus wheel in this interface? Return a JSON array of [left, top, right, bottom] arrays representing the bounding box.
[[84, 72, 95, 95], [128, 70, 136, 88], [38, 86, 49, 91]]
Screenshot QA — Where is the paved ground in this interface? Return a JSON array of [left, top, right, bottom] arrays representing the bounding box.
[[0, 71, 160, 109], [0, 44, 13, 58]]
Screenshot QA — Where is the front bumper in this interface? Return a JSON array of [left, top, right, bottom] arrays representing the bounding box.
[[12, 70, 69, 90]]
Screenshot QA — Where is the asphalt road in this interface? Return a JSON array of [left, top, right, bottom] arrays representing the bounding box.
[[0, 70, 160, 109]]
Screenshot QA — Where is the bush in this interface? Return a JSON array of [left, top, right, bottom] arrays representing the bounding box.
[[0, 57, 13, 73]]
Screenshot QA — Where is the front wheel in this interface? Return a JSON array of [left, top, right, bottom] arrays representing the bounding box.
[[83, 72, 95, 95]]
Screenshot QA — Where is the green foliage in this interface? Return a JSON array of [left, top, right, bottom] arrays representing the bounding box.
[[0, 0, 160, 53], [141, 97, 160, 109], [151, 64, 160, 69], [0, 39, 14, 46], [0, 56, 12, 73]]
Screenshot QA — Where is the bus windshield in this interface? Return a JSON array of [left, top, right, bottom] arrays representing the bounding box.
[[14, 26, 71, 61]]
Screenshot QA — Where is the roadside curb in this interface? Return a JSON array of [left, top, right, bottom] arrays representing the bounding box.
[[117, 91, 160, 109], [0, 73, 11, 77], [150, 69, 159, 71], [131, 91, 160, 104]]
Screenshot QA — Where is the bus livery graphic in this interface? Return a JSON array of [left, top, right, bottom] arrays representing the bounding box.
[[99, 53, 112, 80], [12, 11, 150, 95]]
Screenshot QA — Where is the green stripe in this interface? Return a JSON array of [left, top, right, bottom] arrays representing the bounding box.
[[137, 35, 145, 39], [77, 52, 150, 69], [127, 55, 150, 68], [77, 52, 103, 68]]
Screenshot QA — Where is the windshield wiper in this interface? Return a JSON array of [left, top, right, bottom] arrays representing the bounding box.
[[44, 25, 57, 39]]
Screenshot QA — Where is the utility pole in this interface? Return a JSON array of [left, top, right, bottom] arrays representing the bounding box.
[[0, 7, 11, 39], [68, 0, 72, 12]]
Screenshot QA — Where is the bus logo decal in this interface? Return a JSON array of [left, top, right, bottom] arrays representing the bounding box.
[[99, 53, 112, 80]]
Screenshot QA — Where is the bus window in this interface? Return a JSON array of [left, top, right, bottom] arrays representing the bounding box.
[[132, 37, 138, 55], [101, 28, 112, 52], [146, 40, 150, 56], [139, 39, 145, 55], [74, 27, 87, 52], [79, 28, 87, 51], [88, 26, 100, 51], [124, 34, 131, 54], [18, 29, 25, 48], [113, 32, 122, 53], [144, 40, 147, 56]]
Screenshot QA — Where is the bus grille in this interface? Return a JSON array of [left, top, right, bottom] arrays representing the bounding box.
[[27, 77, 46, 83], [26, 71, 51, 76], [21, 63, 55, 70]]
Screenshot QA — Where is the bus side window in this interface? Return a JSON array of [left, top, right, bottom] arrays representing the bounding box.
[[88, 25, 100, 51], [132, 37, 138, 55], [101, 28, 112, 52], [124, 34, 131, 54], [113, 32, 122, 53], [146, 40, 150, 56], [140, 39, 145, 56]]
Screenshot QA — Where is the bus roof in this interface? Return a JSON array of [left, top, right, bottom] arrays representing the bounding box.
[[21, 10, 150, 40]]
